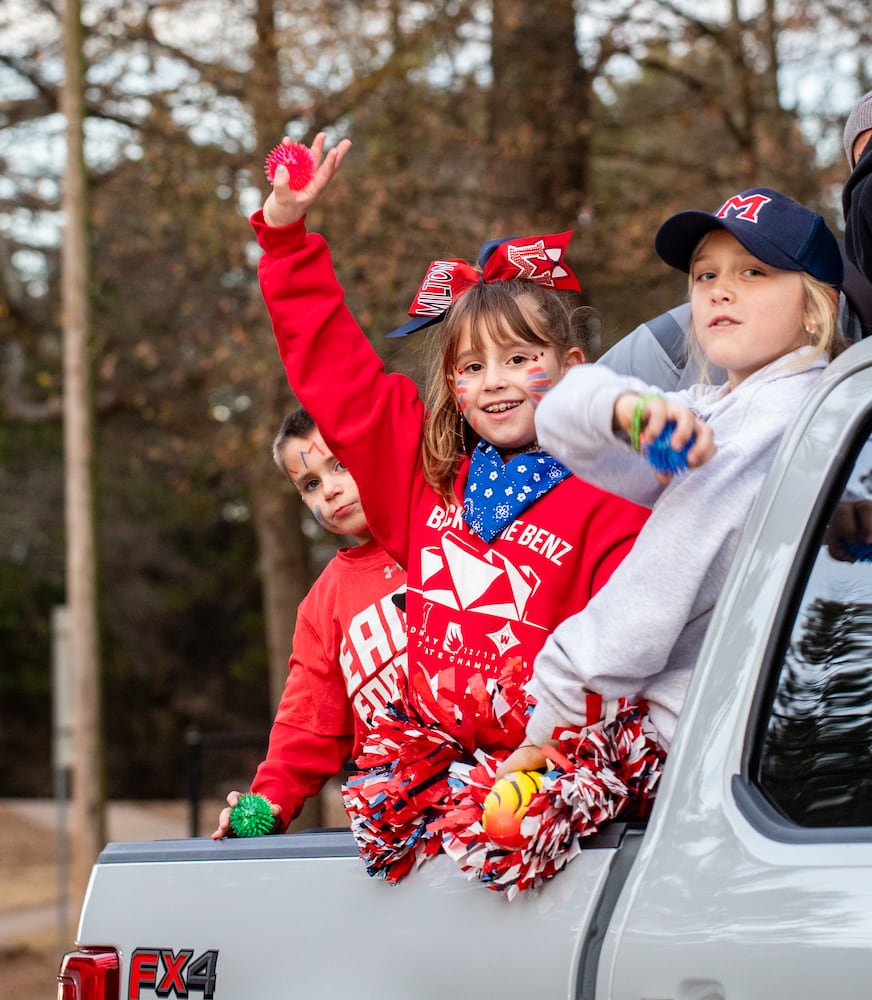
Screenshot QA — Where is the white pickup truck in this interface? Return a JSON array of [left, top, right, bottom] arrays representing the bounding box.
[[59, 338, 872, 1000]]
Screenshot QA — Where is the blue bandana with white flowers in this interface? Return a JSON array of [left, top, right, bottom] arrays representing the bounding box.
[[463, 441, 572, 543]]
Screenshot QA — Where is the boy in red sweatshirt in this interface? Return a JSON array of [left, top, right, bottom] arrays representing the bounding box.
[[212, 407, 407, 836]]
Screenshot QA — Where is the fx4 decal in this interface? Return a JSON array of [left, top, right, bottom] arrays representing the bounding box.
[[128, 948, 218, 999]]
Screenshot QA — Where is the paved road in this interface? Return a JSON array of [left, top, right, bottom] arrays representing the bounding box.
[[2, 797, 192, 841]]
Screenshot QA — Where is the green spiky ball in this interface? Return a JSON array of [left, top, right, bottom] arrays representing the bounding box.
[[229, 793, 277, 837]]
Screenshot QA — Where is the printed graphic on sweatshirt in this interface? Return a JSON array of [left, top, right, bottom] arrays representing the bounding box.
[[409, 528, 569, 667], [339, 585, 407, 721], [426, 503, 574, 566], [421, 531, 541, 620]]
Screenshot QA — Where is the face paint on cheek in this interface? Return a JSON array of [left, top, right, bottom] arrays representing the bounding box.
[[526, 366, 553, 407], [454, 379, 481, 435], [455, 379, 472, 416], [455, 381, 469, 413], [312, 505, 333, 529]]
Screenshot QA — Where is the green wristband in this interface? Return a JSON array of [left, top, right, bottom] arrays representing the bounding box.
[[629, 393, 665, 452]]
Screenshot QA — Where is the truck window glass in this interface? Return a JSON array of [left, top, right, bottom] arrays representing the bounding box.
[[757, 433, 872, 827]]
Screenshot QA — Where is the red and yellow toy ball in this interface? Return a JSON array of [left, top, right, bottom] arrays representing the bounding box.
[[482, 770, 544, 848], [264, 142, 316, 189]]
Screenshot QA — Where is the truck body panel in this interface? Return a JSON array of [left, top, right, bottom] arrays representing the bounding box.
[[600, 348, 872, 998], [80, 827, 625, 1000]]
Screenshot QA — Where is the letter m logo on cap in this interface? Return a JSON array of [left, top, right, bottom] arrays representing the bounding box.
[[716, 193, 772, 223]]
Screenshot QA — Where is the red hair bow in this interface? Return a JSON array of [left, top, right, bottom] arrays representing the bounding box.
[[385, 231, 581, 338]]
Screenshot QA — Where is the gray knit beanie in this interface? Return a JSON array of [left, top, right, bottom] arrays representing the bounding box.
[[844, 89, 872, 165]]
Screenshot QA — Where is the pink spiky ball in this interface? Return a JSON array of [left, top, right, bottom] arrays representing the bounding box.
[[264, 142, 316, 189]]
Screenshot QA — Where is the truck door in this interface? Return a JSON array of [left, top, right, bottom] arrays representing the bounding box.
[[596, 343, 872, 1000]]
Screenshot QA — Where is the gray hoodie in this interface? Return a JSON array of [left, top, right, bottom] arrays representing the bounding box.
[[526, 347, 828, 748]]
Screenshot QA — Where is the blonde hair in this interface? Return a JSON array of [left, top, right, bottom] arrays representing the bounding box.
[[686, 242, 847, 382], [798, 275, 846, 360], [420, 279, 588, 502]]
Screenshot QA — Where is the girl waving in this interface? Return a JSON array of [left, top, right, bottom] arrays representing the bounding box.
[[252, 134, 650, 881]]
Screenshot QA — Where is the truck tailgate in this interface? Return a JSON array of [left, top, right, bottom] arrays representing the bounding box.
[[79, 826, 627, 1000]]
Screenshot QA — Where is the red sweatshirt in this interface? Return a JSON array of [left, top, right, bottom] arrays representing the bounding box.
[[251, 540, 407, 828], [254, 213, 651, 753]]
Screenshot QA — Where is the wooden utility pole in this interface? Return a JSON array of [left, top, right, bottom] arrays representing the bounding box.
[[60, 0, 105, 898]]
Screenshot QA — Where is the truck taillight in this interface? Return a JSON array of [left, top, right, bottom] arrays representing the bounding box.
[[57, 947, 120, 1000]]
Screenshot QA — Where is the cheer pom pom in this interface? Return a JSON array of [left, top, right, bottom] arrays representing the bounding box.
[[229, 792, 277, 837], [264, 142, 316, 189], [440, 700, 666, 899], [342, 657, 534, 884], [644, 421, 694, 475], [482, 771, 543, 848]]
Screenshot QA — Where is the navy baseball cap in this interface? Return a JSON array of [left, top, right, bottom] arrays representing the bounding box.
[[654, 187, 843, 289]]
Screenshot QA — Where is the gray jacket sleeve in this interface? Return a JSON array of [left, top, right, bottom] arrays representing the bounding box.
[[525, 445, 749, 747], [535, 363, 667, 509], [528, 357, 824, 747]]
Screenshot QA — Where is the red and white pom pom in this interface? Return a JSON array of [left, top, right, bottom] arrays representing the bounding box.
[[342, 710, 467, 883], [342, 659, 536, 884], [264, 142, 315, 189], [439, 699, 666, 900]]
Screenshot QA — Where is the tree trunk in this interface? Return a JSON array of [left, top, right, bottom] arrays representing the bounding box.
[[488, 0, 592, 233], [247, 0, 316, 715], [248, 414, 312, 712], [61, 0, 105, 898]]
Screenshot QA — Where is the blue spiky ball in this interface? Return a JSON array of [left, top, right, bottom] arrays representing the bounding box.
[[644, 421, 694, 475], [229, 792, 277, 837], [842, 540, 872, 562]]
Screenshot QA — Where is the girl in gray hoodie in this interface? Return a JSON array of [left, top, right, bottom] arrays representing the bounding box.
[[500, 187, 846, 778]]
